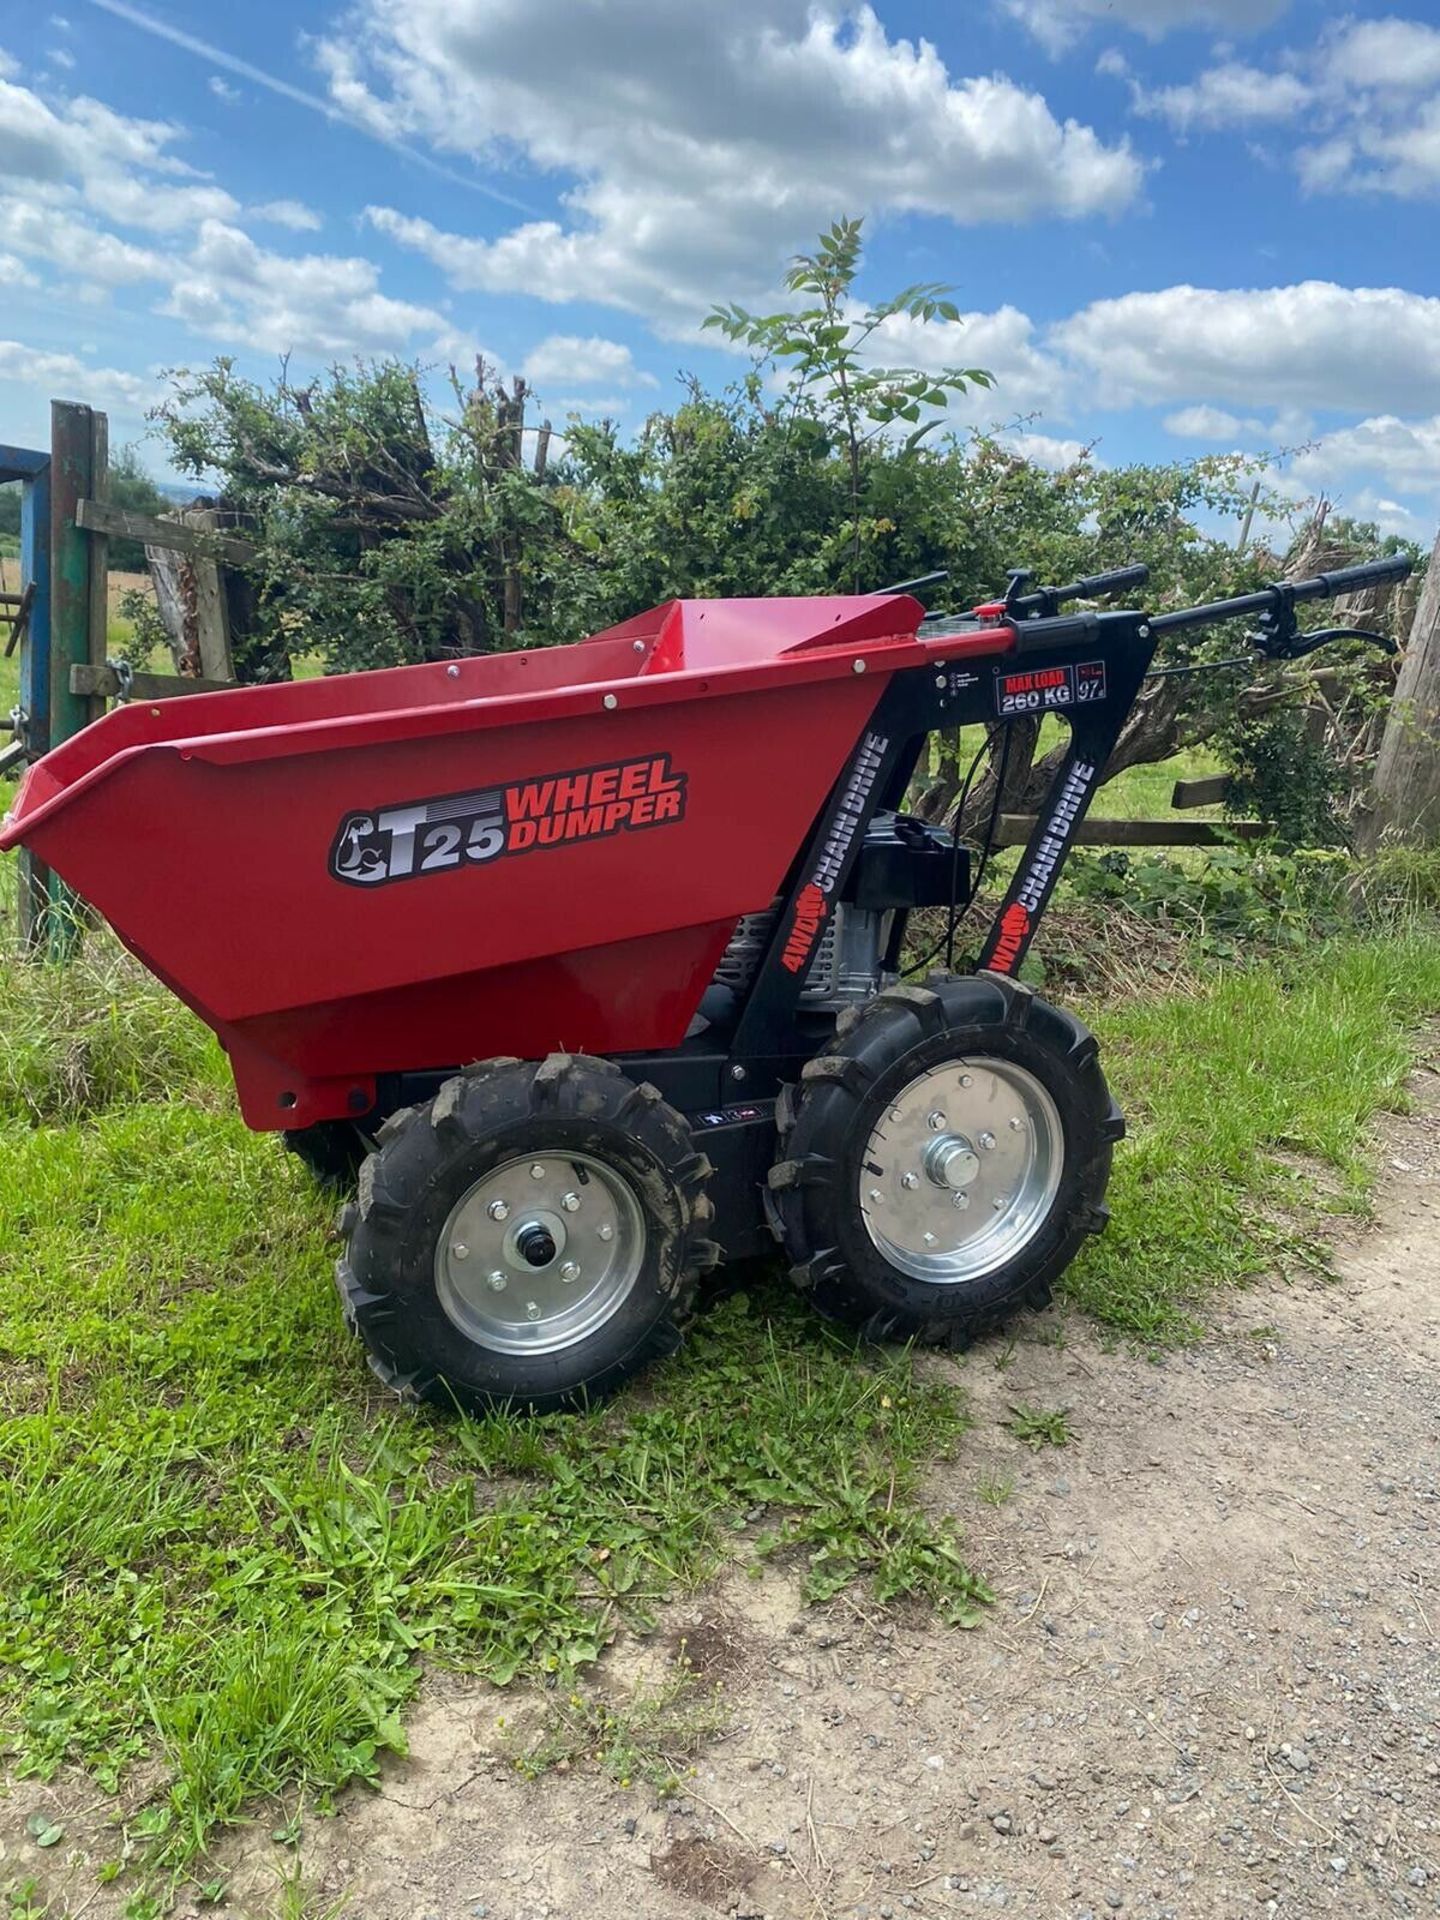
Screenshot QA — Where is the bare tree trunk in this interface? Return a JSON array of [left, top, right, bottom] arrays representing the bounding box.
[[1364, 529, 1440, 848]]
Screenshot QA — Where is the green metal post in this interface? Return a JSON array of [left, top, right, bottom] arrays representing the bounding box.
[[45, 400, 102, 958], [2, 441, 51, 949]]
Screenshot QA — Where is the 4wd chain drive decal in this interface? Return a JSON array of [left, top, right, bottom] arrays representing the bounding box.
[[329, 753, 688, 887], [985, 757, 1097, 975], [780, 730, 889, 973], [995, 659, 1107, 716]]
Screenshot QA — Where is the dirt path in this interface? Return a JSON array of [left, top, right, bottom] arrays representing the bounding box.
[[208, 1064, 1437, 1920]]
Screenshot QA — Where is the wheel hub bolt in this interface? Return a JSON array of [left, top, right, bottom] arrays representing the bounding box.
[[959, 1074, 973, 1088], [1009, 1116, 1024, 1132], [452, 1242, 469, 1260], [560, 1260, 581, 1283], [993, 1195, 1008, 1211], [890, 1107, 903, 1123], [868, 1187, 882, 1204], [526, 1301, 542, 1320], [922, 1231, 937, 1246], [977, 1131, 996, 1151], [597, 1223, 614, 1242], [561, 1192, 581, 1212], [487, 1200, 509, 1222], [901, 1171, 919, 1190], [953, 1192, 970, 1211], [927, 1110, 946, 1131], [529, 1163, 545, 1179], [486, 1270, 508, 1292]]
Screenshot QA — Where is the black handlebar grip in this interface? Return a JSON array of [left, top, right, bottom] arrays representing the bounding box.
[[1066, 564, 1151, 601], [1310, 555, 1413, 598], [1010, 611, 1103, 654]]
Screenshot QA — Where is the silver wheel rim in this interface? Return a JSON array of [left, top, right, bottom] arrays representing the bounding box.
[[858, 1058, 1063, 1283], [435, 1151, 645, 1356]]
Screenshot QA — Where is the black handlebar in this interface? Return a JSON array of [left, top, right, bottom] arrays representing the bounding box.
[[1150, 554, 1412, 636], [1007, 563, 1150, 618], [1012, 563, 1151, 614]]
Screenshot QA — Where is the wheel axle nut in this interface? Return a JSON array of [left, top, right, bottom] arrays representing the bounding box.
[[486, 1270, 508, 1292], [560, 1260, 581, 1283], [562, 1191, 581, 1212], [487, 1200, 509, 1222]]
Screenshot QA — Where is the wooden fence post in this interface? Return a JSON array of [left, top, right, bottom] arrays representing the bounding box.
[[1367, 527, 1440, 849]]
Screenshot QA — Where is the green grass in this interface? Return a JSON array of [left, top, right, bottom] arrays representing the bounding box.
[[1063, 930, 1440, 1339], [0, 887, 1436, 1903]]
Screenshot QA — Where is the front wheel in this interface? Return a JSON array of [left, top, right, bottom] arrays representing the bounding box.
[[767, 974, 1122, 1347], [337, 1055, 718, 1416]]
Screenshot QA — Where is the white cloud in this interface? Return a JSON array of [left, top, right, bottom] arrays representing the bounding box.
[[1121, 14, 1440, 199], [1316, 16, 1440, 94], [47, 47, 75, 71], [1053, 282, 1440, 416], [0, 67, 446, 361], [0, 196, 162, 282], [0, 73, 246, 235], [1006, 0, 1291, 55], [160, 218, 448, 357], [1291, 414, 1440, 495], [0, 250, 38, 288], [249, 197, 323, 232], [865, 303, 1071, 420], [998, 429, 1095, 469], [1163, 404, 1271, 438], [342, 0, 1140, 334], [1130, 62, 1311, 131], [209, 75, 241, 104], [0, 336, 150, 410], [522, 335, 656, 390]]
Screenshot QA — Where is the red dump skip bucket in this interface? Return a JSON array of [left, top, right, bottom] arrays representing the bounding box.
[[3, 596, 969, 1128]]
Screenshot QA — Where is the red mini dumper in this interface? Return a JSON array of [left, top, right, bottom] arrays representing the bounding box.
[[1, 558, 1408, 1413]]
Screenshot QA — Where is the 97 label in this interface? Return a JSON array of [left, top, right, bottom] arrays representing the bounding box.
[[329, 752, 687, 888], [995, 659, 1107, 715]]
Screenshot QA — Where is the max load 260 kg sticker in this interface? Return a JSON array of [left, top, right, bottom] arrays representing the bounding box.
[[330, 752, 688, 887]]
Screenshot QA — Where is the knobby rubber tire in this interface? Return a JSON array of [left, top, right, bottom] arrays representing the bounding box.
[[336, 1054, 718, 1416], [767, 973, 1123, 1349]]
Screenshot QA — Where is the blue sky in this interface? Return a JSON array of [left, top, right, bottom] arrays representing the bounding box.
[[3, 0, 1440, 539]]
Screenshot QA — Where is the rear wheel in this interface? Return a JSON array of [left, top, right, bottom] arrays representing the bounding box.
[[767, 974, 1122, 1347], [337, 1054, 718, 1416]]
